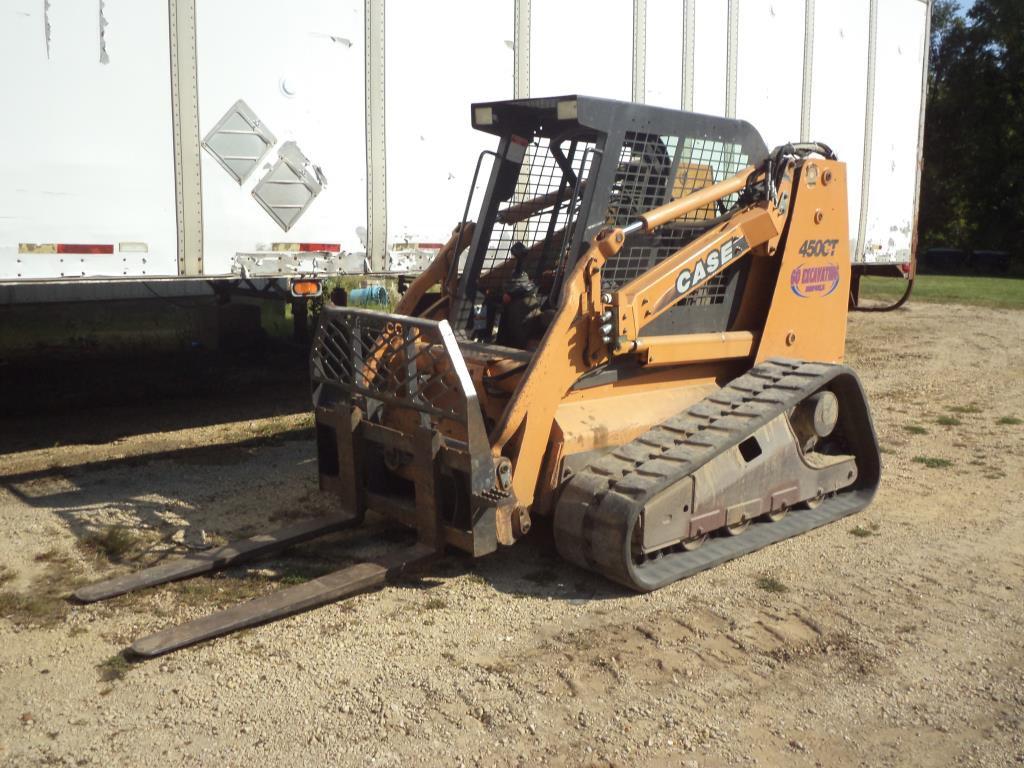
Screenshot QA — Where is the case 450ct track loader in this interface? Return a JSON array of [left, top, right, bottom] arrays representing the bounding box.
[[76, 96, 880, 656]]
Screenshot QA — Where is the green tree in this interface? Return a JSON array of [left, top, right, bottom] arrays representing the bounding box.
[[919, 0, 1024, 258]]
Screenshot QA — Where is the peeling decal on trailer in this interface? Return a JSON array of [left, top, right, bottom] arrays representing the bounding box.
[[43, 0, 51, 59], [99, 0, 109, 64], [790, 262, 841, 298]]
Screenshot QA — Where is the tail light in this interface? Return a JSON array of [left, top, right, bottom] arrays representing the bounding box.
[[290, 279, 322, 297]]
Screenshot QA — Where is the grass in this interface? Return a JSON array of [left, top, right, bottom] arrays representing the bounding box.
[[78, 525, 141, 563], [170, 574, 277, 607], [0, 550, 87, 627], [859, 274, 1024, 310], [167, 557, 339, 608], [0, 586, 70, 627], [850, 522, 881, 538], [912, 456, 953, 469], [755, 575, 789, 594], [423, 595, 448, 610], [936, 415, 962, 426], [948, 404, 983, 414], [34, 548, 68, 563], [903, 424, 928, 435], [97, 654, 132, 682], [0, 300, 199, 353], [997, 416, 1022, 425]]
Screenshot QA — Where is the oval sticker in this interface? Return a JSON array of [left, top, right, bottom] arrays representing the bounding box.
[[790, 262, 841, 298]]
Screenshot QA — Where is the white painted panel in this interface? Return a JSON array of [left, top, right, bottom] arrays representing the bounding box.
[[690, 0, 728, 116], [196, 0, 365, 276], [735, 0, 804, 151], [0, 0, 933, 287], [0, 0, 177, 280], [385, 0, 511, 246], [809, 0, 869, 256], [644, 0, 685, 109], [862, 0, 927, 264], [532, 0, 633, 100]]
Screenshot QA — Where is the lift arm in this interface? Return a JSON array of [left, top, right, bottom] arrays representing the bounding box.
[[492, 156, 798, 508], [605, 161, 794, 356]]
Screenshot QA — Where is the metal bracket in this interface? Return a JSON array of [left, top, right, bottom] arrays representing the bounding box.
[[232, 251, 366, 278]]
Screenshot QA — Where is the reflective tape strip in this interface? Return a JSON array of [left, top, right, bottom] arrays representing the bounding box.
[[272, 243, 342, 252], [19, 244, 114, 254], [391, 242, 444, 250]]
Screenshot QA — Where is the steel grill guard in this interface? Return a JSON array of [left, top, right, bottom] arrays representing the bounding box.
[[311, 306, 503, 557]]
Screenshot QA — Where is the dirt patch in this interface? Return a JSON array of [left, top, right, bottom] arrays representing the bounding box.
[[1, 301, 1023, 767]]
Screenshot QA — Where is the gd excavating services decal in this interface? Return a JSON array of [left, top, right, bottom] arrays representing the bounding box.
[[791, 262, 841, 298]]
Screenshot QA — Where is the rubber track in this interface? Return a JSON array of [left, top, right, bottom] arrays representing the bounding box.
[[554, 358, 881, 592]]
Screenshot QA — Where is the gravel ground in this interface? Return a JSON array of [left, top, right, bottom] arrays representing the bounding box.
[[1, 301, 1022, 767]]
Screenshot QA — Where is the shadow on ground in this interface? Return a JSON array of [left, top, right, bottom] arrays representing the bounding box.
[[0, 322, 619, 648], [0, 342, 310, 454]]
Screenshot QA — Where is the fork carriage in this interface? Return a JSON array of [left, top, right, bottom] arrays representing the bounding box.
[[312, 308, 508, 557]]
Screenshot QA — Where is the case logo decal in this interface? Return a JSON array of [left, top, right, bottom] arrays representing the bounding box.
[[675, 235, 750, 295], [791, 262, 841, 298]]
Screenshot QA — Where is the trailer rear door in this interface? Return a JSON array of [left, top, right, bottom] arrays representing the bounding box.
[[0, 0, 178, 281]]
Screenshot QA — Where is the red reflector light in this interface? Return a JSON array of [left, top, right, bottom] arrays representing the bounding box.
[[290, 279, 322, 297], [297, 243, 340, 252], [56, 244, 114, 254]]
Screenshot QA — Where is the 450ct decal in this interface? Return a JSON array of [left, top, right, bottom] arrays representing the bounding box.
[[799, 238, 840, 257]]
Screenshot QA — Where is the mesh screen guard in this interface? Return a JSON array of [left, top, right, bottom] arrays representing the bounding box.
[[479, 137, 595, 294], [454, 98, 769, 338], [450, 133, 596, 335], [602, 133, 749, 304]]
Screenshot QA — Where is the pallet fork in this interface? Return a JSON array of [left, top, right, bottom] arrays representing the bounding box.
[[74, 517, 439, 658], [75, 310, 496, 657]]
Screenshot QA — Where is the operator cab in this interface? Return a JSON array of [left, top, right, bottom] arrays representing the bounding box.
[[452, 96, 769, 350]]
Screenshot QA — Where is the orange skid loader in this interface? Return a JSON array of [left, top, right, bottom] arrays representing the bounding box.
[[76, 97, 880, 656]]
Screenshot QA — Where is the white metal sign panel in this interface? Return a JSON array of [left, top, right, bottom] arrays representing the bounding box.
[[690, 0, 729, 117], [0, 0, 931, 288], [641, 0, 925, 267], [861, 0, 928, 264], [809, 0, 870, 260], [734, 0, 805, 152], [194, 0, 365, 276], [0, 0, 178, 281], [385, 0, 512, 247], [532, 0, 633, 101], [201, 100, 277, 185], [643, 0, 685, 109]]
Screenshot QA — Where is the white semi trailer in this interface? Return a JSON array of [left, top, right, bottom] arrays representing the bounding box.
[[0, 0, 930, 302]]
